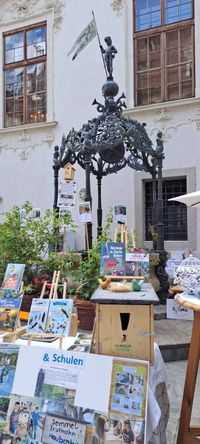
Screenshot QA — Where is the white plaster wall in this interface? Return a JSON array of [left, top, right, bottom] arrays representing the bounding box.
[[0, 0, 199, 253]]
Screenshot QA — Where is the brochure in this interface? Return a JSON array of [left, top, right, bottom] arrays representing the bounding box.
[[0, 298, 21, 331], [100, 242, 126, 276], [1, 263, 25, 291], [27, 299, 50, 333], [67, 333, 92, 353], [125, 253, 149, 277], [46, 299, 73, 336], [58, 179, 77, 207], [113, 204, 127, 224]]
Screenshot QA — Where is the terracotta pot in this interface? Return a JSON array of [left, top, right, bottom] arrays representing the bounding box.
[[21, 293, 40, 312], [74, 299, 96, 330]]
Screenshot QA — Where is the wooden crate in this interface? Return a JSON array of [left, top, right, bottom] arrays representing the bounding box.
[[95, 303, 154, 363], [91, 283, 159, 364]]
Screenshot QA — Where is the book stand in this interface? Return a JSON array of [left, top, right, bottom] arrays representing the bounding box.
[[24, 270, 78, 348], [175, 294, 200, 443]]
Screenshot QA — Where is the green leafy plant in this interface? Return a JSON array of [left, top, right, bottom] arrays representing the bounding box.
[[73, 210, 113, 300], [0, 202, 76, 287]]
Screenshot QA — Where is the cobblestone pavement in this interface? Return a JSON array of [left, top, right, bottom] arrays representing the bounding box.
[[166, 360, 200, 444]]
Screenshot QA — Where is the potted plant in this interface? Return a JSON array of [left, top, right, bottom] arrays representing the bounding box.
[[73, 211, 113, 330], [0, 202, 76, 311]]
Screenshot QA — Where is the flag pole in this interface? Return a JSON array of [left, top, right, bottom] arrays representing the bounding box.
[[92, 10, 108, 78]]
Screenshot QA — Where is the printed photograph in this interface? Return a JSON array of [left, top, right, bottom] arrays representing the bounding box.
[[90, 414, 145, 444], [46, 400, 94, 424], [0, 345, 19, 397], [7, 395, 46, 442], [0, 396, 10, 428], [113, 205, 127, 224]]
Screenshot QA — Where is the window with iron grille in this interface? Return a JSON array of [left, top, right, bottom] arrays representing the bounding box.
[[134, 0, 194, 106], [145, 178, 187, 241], [3, 22, 47, 128]]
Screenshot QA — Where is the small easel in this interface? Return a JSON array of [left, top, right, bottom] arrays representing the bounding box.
[[25, 271, 78, 348]]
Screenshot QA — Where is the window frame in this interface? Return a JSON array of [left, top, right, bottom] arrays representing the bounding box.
[[133, 0, 195, 106], [3, 21, 47, 128]]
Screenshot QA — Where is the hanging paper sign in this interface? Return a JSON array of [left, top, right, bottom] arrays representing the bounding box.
[[113, 204, 127, 224], [78, 201, 92, 223], [58, 180, 77, 207], [33, 208, 41, 221]]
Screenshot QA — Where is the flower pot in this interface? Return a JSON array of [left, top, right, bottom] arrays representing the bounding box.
[[21, 293, 40, 312], [74, 299, 96, 330]]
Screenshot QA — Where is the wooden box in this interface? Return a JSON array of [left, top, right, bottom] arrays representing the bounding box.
[[91, 283, 159, 364]]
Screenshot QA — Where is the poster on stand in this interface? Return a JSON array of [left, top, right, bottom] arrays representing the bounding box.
[[0, 298, 22, 331], [125, 253, 149, 277], [100, 242, 126, 276], [113, 204, 127, 224], [58, 180, 77, 207], [9, 346, 148, 443]]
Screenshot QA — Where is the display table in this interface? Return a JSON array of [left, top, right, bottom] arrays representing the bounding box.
[[8, 335, 169, 444], [175, 293, 200, 443]]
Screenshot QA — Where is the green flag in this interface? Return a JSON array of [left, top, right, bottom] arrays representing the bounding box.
[[67, 18, 97, 60]]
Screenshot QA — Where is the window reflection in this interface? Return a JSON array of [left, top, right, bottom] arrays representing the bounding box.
[[135, 0, 161, 31], [4, 23, 47, 127], [165, 0, 192, 24]]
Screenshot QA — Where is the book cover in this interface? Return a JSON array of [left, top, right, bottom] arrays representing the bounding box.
[[0, 289, 21, 299], [1, 264, 25, 291], [27, 299, 50, 333], [0, 298, 21, 332], [125, 253, 149, 277], [100, 242, 126, 276], [46, 299, 73, 336]]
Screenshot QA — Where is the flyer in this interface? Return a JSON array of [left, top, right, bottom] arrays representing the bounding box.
[[113, 204, 127, 224], [27, 299, 50, 333], [100, 242, 126, 276], [78, 202, 92, 223], [1, 264, 25, 291], [58, 180, 77, 207], [125, 253, 149, 277], [109, 359, 148, 419]]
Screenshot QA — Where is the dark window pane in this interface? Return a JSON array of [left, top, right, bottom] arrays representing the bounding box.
[[149, 70, 161, 102], [145, 178, 187, 241]]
